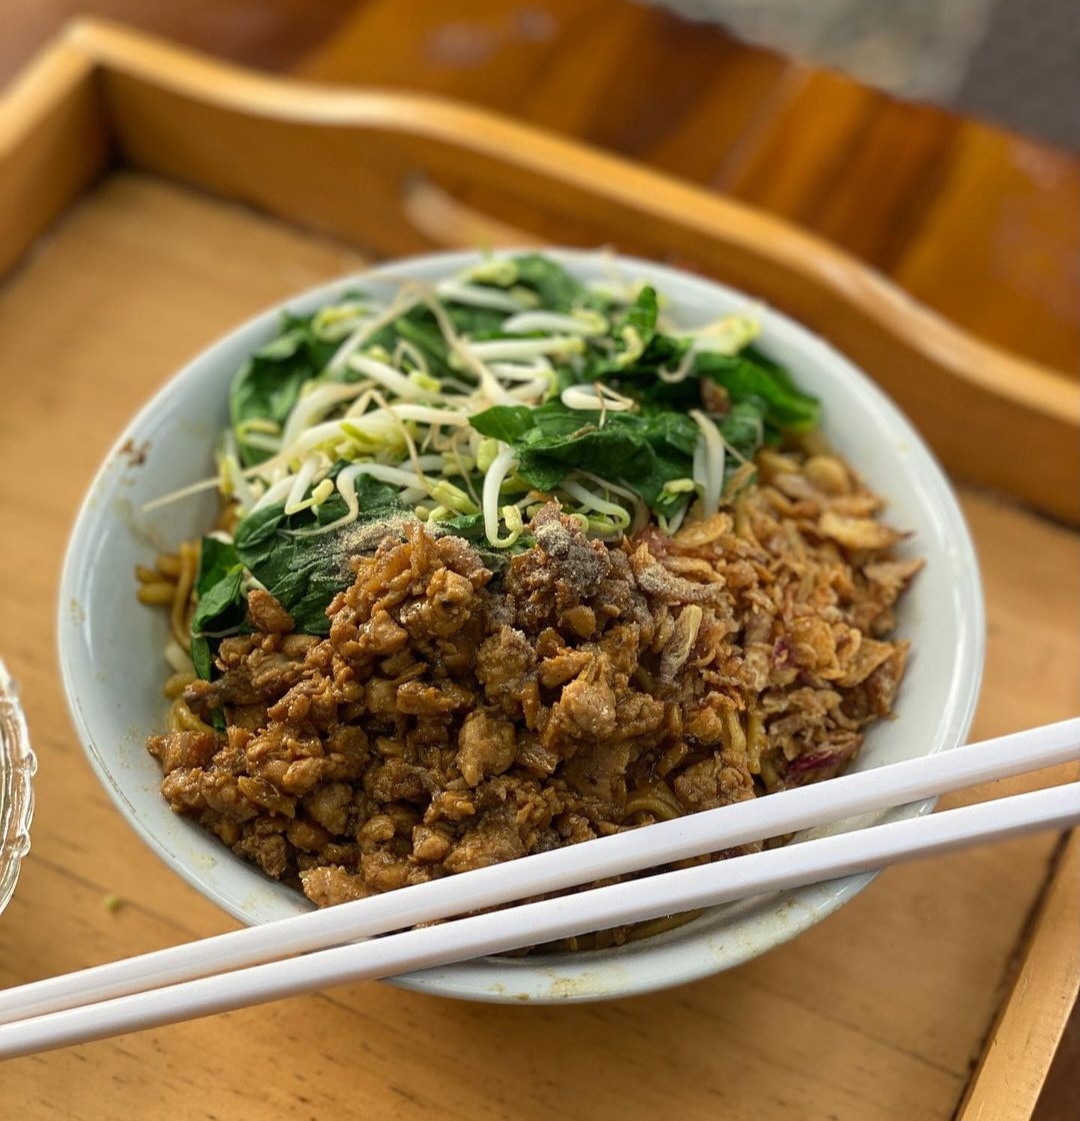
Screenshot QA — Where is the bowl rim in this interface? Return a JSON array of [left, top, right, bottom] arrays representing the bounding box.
[[58, 247, 985, 1003]]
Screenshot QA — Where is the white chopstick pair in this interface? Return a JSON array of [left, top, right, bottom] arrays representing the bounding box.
[[1, 718, 1077, 1059]]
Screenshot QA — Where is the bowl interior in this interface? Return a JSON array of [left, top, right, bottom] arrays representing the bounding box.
[[58, 249, 984, 1002]]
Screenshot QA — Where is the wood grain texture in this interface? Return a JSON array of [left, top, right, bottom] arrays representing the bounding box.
[[296, 0, 1080, 377], [0, 35, 109, 276], [0, 9, 1075, 1117], [0, 0, 358, 83], [310, 0, 790, 183], [957, 836, 1080, 1121], [16, 19, 1071, 524], [1034, 982, 1080, 1121], [891, 127, 1080, 375], [0, 170, 1076, 1121]]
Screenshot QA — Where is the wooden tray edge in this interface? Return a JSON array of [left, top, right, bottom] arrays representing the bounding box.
[[0, 29, 112, 276], [1, 17, 1077, 527], [958, 831, 1079, 1121], [76, 21, 1079, 404], [0, 21, 1076, 1106]]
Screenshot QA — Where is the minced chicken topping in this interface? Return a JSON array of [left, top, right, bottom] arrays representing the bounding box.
[[148, 449, 919, 921]]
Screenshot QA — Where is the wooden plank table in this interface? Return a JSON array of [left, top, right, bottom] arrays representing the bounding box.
[[0, 8, 1076, 1120]]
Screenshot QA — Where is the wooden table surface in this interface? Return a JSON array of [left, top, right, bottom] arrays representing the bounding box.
[[4, 0, 1077, 376], [0, 4, 1076, 1119]]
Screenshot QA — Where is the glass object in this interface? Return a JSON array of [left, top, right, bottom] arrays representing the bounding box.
[[0, 659, 35, 916]]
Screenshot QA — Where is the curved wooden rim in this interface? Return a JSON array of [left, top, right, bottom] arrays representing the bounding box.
[[44, 17, 1074, 428], [1, 15, 1076, 435]]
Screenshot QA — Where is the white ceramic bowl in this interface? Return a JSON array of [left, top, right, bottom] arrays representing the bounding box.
[[59, 250, 984, 1002]]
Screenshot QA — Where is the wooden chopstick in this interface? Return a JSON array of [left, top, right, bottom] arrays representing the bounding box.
[[0, 719, 1076, 1058]]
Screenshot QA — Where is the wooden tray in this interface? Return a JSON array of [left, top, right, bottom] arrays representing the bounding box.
[[0, 21, 1076, 1121]]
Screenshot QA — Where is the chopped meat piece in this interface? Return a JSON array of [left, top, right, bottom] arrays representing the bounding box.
[[531, 505, 611, 591], [456, 710, 517, 787], [475, 627, 537, 717], [395, 679, 474, 716], [425, 789, 477, 823], [515, 734, 560, 777], [673, 750, 756, 813], [412, 823, 453, 863], [443, 804, 529, 873], [183, 633, 311, 716], [364, 758, 431, 803], [300, 866, 376, 906], [160, 769, 261, 822], [551, 676, 617, 741], [538, 649, 592, 688], [147, 730, 218, 774], [360, 849, 413, 892], [613, 691, 666, 740], [246, 589, 295, 634], [302, 781, 353, 835], [563, 740, 631, 810], [237, 775, 295, 817], [286, 818, 332, 852], [233, 819, 289, 877], [562, 605, 597, 639]]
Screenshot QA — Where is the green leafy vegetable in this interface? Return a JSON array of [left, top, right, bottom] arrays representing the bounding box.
[[160, 254, 827, 670], [188, 470, 413, 676], [230, 312, 340, 465], [718, 399, 767, 458], [693, 349, 820, 431], [472, 400, 702, 516], [232, 469, 409, 634], [510, 255, 586, 311], [189, 537, 246, 679], [467, 404, 536, 444]]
